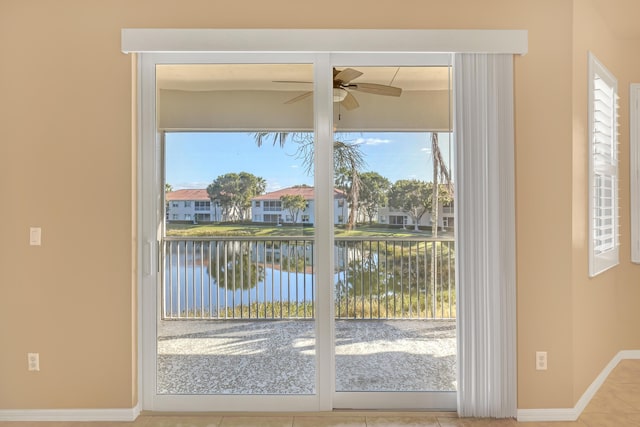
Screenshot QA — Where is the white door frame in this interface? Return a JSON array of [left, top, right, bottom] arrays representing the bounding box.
[[129, 29, 527, 413]]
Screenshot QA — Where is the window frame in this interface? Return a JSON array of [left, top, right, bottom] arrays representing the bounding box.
[[588, 52, 620, 277], [631, 84, 640, 263]]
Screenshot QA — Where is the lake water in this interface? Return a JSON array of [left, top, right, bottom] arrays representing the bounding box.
[[162, 238, 449, 318], [163, 249, 315, 317]]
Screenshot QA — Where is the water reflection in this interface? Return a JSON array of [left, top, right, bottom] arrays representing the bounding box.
[[163, 238, 455, 320], [164, 240, 314, 318]]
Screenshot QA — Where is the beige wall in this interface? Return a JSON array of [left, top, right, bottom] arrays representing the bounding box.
[[0, 0, 638, 412], [571, 0, 621, 402], [570, 0, 640, 401]]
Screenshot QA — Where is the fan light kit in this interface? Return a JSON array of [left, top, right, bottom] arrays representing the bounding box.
[[333, 88, 348, 102]]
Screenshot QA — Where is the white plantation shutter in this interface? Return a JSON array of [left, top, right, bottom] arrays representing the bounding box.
[[589, 52, 619, 277]]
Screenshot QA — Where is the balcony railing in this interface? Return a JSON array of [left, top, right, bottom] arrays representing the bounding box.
[[162, 236, 455, 320]]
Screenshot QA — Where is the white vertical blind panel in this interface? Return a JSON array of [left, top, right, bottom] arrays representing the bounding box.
[[454, 53, 517, 418]]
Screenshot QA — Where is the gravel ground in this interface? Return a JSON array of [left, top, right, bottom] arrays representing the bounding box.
[[157, 319, 456, 395]]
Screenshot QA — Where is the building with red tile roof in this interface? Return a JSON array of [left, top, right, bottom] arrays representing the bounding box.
[[252, 186, 347, 224]]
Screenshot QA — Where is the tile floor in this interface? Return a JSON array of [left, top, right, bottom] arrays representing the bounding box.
[[1, 360, 638, 427]]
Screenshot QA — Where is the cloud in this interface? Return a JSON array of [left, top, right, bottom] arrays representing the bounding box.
[[174, 181, 211, 190], [266, 181, 283, 193], [354, 137, 392, 146]]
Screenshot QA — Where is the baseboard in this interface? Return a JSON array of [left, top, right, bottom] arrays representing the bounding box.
[[619, 349, 640, 359], [3, 351, 640, 423], [516, 407, 579, 422], [0, 402, 141, 422], [517, 350, 640, 422]]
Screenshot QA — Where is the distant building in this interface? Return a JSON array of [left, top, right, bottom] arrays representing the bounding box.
[[167, 186, 453, 228], [165, 189, 222, 222], [251, 186, 348, 225], [377, 202, 455, 230]]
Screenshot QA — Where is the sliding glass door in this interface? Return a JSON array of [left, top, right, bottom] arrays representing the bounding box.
[[159, 64, 317, 398], [140, 52, 456, 412]]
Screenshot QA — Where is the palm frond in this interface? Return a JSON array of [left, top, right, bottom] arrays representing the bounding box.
[[252, 132, 291, 148]]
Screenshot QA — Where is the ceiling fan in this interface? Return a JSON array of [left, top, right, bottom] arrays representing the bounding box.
[[276, 68, 402, 110]]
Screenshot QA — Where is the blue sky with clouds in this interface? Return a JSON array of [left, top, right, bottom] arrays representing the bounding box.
[[165, 132, 452, 192]]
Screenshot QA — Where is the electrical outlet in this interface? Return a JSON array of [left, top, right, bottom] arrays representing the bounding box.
[[27, 353, 39, 371], [536, 351, 547, 370]]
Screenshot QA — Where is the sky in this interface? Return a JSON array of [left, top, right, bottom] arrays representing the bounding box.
[[165, 132, 453, 193]]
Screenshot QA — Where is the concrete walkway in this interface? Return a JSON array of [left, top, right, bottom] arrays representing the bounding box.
[[157, 319, 456, 395]]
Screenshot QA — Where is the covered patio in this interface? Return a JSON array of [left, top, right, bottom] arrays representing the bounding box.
[[157, 319, 456, 395]]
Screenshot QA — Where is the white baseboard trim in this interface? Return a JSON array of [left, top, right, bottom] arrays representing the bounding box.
[[517, 350, 640, 422], [0, 402, 141, 422], [3, 351, 640, 423], [516, 407, 579, 422]]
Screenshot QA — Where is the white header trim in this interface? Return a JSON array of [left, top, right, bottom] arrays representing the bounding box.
[[121, 29, 527, 55]]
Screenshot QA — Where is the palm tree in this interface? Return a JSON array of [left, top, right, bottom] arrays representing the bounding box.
[[334, 141, 364, 230], [429, 132, 453, 307], [430, 132, 453, 238]]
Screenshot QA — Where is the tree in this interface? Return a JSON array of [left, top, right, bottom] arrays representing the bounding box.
[[358, 172, 391, 225], [206, 172, 266, 221], [429, 133, 453, 238], [428, 133, 453, 308], [388, 179, 432, 231], [165, 183, 173, 193], [280, 194, 307, 224], [209, 242, 264, 291], [333, 141, 365, 230]]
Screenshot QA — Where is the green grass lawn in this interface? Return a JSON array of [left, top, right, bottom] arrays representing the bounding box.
[[165, 223, 451, 238]]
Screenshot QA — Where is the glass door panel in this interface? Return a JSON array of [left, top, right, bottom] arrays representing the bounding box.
[[331, 65, 456, 408], [146, 58, 457, 412], [158, 63, 316, 396]]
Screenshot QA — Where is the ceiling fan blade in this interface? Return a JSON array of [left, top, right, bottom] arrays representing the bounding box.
[[334, 68, 363, 84], [351, 83, 402, 97], [284, 91, 313, 104], [340, 91, 359, 110]]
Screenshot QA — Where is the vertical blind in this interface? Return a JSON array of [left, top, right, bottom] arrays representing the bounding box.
[[454, 53, 517, 418]]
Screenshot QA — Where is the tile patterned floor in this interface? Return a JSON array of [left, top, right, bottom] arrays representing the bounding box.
[[1, 360, 638, 426]]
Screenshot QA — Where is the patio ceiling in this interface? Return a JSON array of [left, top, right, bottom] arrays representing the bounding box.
[[156, 64, 451, 92], [157, 64, 453, 132]]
